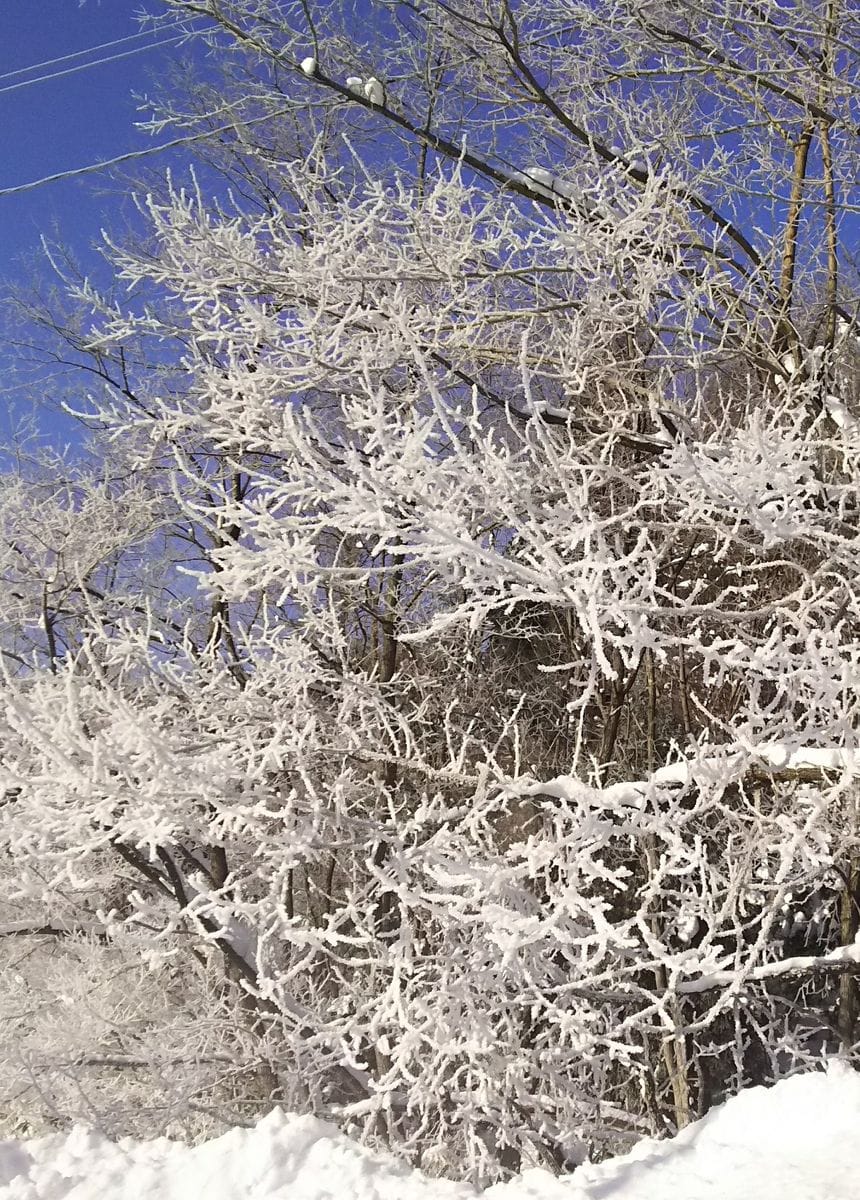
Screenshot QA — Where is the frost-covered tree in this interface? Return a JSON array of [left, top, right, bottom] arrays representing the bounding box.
[[0, 0, 859, 1181]]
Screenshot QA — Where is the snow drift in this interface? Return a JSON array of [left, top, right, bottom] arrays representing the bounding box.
[[1, 1062, 858, 1199]]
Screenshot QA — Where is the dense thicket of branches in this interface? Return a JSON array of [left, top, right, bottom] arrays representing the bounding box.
[[0, 0, 858, 1182]]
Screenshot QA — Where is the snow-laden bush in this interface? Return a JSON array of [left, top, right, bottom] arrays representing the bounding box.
[[1, 0, 858, 1180]]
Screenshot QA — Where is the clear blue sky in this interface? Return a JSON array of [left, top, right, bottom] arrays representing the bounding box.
[[0, 1, 204, 283], [0, 2, 220, 444]]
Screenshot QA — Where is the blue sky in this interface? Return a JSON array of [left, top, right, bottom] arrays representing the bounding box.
[[0, 2, 221, 444], [0, 2, 204, 283], [1, 6, 854, 412]]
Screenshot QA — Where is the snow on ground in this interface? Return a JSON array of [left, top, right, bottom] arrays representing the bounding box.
[[1, 1062, 859, 1199], [534, 1061, 860, 1200]]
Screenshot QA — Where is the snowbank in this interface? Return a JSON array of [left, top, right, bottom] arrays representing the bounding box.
[[529, 1061, 860, 1200], [2, 1063, 859, 1199]]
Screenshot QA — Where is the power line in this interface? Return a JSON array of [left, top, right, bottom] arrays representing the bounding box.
[[0, 36, 187, 99], [0, 107, 290, 199], [0, 20, 190, 83]]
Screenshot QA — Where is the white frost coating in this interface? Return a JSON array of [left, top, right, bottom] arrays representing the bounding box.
[[652, 743, 860, 787], [758, 493, 788, 517], [519, 167, 577, 201], [516, 167, 557, 200], [508, 742, 860, 815], [649, 410, 687, 446], [774, 331, 858, 431], [679, 940, 860, 992], [836, 314, 859, 343], [184, 877, 259, 970], [534, 402, 571, 419], [7, 109, 860, 1186], [825, 930, 860, 962], [779, 350, 799, 381], [364, 76, 384, 105], [745, 743, 860, 773], [550, 175, 577, 199], [825, 395, 855, 430], [346, 76, 364, 94], [523, 167, 554, 189], [675, 910, 700, 946], [300, 56, 317, 77]]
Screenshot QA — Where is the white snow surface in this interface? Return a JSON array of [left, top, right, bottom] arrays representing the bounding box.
[[364, 77, 384, 105], [2, 1063, 860, 1199], [508, 741, 860, 820]]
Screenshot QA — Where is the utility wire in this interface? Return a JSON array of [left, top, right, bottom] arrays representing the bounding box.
[[0, 36, 186, 98], [0, 20, 190, 83], [0, 107, 290, 199]]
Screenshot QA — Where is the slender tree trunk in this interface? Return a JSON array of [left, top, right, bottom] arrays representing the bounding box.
[[838, 852, 860, 1050], [644, 650, 692, 1129], [777, 120, 814, 342], [818, 0, 839, 352]]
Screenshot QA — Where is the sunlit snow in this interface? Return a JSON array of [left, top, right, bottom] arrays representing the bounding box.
[[1, 1066, 858, 1199], [364, 77, 384, 105]]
